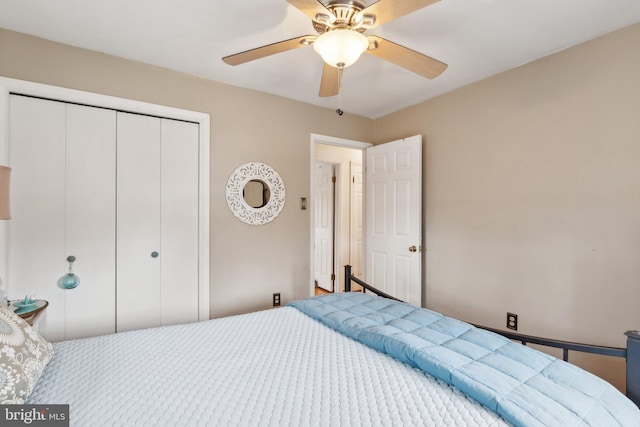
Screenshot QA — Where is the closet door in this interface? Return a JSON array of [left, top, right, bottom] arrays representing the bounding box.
[[9, 96, 66, 342], [64, 104, 117, 339], [8, 96, 116, 341], [116, 112, 161, 332], [7, 91, 206, 339], [160, 119, 199, 325], [116, 114, 200, 331]]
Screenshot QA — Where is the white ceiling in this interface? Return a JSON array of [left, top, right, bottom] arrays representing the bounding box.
[[2, 0, 640, 119]]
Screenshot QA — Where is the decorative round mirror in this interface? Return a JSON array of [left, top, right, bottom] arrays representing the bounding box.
[[226, 162, 285, 225]]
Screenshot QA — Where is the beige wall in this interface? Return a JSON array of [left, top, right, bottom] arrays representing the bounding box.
[[0, 29, 373, 318], [374, 22, 640, 389]]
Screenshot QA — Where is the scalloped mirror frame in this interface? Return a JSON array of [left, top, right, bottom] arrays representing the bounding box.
[[225, 162, 286, 225]]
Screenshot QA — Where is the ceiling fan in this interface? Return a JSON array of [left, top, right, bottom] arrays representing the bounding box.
[[222, 0, 448, 97]]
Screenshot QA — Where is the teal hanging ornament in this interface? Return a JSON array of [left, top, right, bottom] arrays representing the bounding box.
[[59, 255, 80, 289]]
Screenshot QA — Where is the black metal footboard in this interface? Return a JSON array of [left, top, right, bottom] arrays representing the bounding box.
[[343, 265, 640, 408]]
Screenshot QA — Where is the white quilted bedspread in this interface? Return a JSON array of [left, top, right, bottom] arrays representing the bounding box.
[[27, 307, 508, 426]]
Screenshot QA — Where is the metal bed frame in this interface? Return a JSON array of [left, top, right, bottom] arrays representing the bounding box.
[[343, 265, 640, 408]]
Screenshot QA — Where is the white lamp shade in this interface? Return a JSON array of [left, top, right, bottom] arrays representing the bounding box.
[[0, 166, 10, 220], [313, 29, 369, 68]]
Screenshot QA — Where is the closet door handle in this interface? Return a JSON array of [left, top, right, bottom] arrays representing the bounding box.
[[151, 251, 159, 258]]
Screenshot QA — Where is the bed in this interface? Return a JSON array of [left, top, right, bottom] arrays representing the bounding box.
[[1, 290, 639, 426]]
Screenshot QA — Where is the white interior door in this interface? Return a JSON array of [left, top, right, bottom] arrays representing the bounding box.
[[8, 96, 67, 341], [8, 96, 116, 341], [116, 112, 162, 332], [160, 118, 200, 325], [2, 80, 210, 339], [365, 135, 422, 306], [314, 163, 335, 291], [64, 104, 116, 339]]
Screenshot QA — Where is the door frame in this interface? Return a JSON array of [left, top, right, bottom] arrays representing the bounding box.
[[0, 77, 210, 321], [309, 134, 371, 296]]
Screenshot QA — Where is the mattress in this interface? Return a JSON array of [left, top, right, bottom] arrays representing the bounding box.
[[27, 306, 508, 426]]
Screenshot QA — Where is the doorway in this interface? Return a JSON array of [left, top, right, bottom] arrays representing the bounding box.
[[310, 134, 371, 295]]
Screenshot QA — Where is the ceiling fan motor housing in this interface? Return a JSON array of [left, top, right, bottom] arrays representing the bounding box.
[[312, 2, 372, 34]]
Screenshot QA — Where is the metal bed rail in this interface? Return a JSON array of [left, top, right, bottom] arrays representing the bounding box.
[[343, 265, 402, 301], [343, 264, 640, 408]]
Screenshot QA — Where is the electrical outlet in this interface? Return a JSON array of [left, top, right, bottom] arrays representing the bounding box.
[[273, 293, 281, 307], [507, 312, 518, 331]]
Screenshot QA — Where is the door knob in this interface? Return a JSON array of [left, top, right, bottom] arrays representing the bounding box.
[[409, 246, 417, 252], [151, 251, 159, 258]]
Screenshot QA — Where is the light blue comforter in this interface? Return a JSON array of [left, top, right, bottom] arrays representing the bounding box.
[[289, 293, 640, 426]]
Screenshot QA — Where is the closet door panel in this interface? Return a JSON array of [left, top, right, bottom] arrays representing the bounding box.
[[8, 96, 66, 341], [65, 104, 116, 339], [160, 119, 199, 325], [116, 112, 161, 332]]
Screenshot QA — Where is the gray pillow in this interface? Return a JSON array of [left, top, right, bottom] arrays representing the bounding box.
[[0, 305, 54, 403]]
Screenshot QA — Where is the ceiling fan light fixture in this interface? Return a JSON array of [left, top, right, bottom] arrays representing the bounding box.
[[313, 29, 368, 68]]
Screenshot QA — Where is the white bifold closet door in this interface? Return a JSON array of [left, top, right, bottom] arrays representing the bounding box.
[[9, 96, 200, 340], [116, 113, 199, 332], [159, 119, 199, 326], [9, 95, 116, 341]]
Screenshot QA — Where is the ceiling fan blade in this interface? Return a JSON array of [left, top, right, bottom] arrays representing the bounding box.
[[319, 63, 342, 97], [287, 0, 332, 22], [222, 36, 315, 66], [366, 35, 447, 79], [360, 0, 440, 28]]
